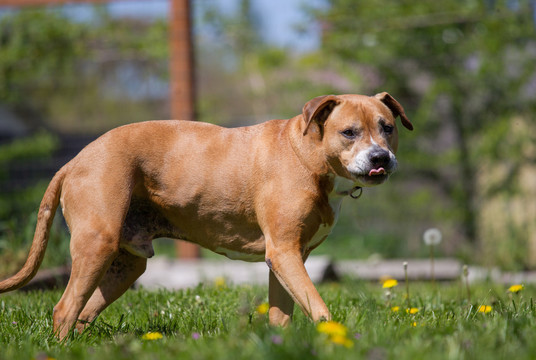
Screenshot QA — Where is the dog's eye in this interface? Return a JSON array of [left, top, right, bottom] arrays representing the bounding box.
[[382, 124, 394, 135], [341, 129, 356, 139]]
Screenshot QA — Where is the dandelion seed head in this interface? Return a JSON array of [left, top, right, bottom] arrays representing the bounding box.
[[423, 228, 442, 246]]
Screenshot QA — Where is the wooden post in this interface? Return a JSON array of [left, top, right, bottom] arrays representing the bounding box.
[[169, 0, 200, 259], [169, 0, 196, 121]]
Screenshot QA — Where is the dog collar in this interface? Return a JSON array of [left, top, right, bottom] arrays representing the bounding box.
[[337, 186, 363, 199], [349, 186, 363, 199]]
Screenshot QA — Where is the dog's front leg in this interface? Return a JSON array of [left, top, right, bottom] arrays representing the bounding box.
[[266, 244, 330, 323], [268, 270, 294, 326]]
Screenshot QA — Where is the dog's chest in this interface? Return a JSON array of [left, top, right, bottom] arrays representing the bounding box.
[[209, 177, 353, 262], [306, 195, 344, 252], [305, 176, 355, 251]]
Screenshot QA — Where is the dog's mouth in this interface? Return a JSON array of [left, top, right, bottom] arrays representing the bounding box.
[[368, 167, 387, 177], [353, 167, 390, 186]]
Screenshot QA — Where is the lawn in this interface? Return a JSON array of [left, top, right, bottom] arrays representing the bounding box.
[[1, 279, 535, 360]]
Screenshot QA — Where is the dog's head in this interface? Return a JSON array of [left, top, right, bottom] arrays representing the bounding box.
[[302, 92, 413, 187]]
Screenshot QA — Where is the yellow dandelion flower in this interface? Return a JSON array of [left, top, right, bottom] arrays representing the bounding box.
[[316, 321, 348, 337], [329, 334, 354, 348], [508, 284, 524, 293], [477, 305, 492, 313], [406, 307, 419, 314], [391, 306, 400, 312], [214, 276, 226, 288], [382, 279, 398, 289], [142, 332, 163, 340], [256, 302, 269, 315], [411, 322, 417, 327]]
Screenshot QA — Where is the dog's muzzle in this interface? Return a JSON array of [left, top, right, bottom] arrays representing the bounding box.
[[348, 147, 397, 186]]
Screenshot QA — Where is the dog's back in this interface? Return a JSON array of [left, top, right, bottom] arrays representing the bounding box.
[[60, 119, 300, 261]]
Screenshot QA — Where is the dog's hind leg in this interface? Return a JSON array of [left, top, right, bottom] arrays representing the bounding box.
[[52, 227, 120, 339], [75, 249, 147, 334], [52, 155, 138, 339]]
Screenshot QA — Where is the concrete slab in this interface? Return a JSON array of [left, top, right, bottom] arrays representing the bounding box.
[[19, 257, 536, 291], [135, 256, 333, 290], [336, 258, 462, 281]]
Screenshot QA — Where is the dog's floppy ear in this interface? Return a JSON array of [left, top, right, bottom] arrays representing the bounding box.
[[375, 92, 413, 131], [302, 95, 340, 136]]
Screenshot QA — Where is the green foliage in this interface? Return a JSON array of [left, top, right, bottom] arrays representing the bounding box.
[[0, 206, 70, 277], [1, 282, 536, 359], [314, 0, 536, 258], [0, 8, 169, 133], [88, 5, 168, 61], [0, 11, 87, 105], [196, 0, 348, 126], [0, 133, 69, 276], [0, 132, 58, 218], [0, 132, 58, 169], [0, 132, 59, 229]]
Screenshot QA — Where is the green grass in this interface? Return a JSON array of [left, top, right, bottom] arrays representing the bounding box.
[[1, 280, 536, 360]]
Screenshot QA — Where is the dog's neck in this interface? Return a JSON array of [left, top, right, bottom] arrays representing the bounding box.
[[287, 115, 331, 176], [332, 176, 362, 198], [287, 116, 360, 198]]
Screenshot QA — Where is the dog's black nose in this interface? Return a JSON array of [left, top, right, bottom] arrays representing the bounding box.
[[369, 148, 391, 167]]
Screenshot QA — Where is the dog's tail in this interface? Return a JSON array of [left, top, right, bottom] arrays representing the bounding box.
[[0, 167, 66, 293]]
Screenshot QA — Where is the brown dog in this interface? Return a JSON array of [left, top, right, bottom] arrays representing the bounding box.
[[0, 93, 412, 339]]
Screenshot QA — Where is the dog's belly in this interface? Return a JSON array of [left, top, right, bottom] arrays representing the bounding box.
[[120, 197, 266, 260], [213, 247, 265, 262], [180, 224, 266, 262]]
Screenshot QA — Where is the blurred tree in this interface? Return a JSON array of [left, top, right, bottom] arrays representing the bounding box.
[[0, 10, 86, 130], [0, 8, 170, 271], [197, 0, 358, 126], [0, 8, 169, 134], [315, 0, 536, 249]]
